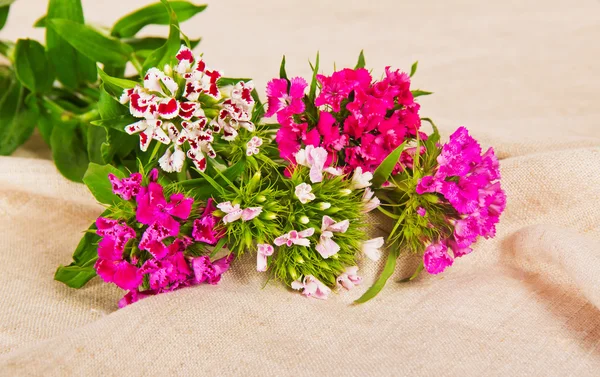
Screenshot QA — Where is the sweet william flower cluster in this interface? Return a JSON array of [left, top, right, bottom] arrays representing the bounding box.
[[56, 43, 506, 305]]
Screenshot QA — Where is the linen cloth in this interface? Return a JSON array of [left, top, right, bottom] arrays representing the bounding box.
[[1, 0, 599, 375]]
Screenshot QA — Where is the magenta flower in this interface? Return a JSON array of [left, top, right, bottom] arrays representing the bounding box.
[[265, 77, 307, 121], [108, 172, 143, 201], [95, 218, 136, 261], [140, 249, 192, 292], [136, 182, 194, 237], [95, 259, 142, 291], [423, 242, 453, 274], [192, 199, 223, 245], [191, 254, 234, 285], [315, 68, 371, 112]]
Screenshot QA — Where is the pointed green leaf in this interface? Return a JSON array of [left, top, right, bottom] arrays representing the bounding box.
[[54, 265, 97, 288], [216, 77, 252, 88], [0, 5, 9, 31], [50, 119, 90, 182], [87, 125, 107, 164], [355, 50, 366, 69], [142, 0, 181, 72], [409, 61, 418, 77], [355, 246, 398, 303], [14, 39, 55, 93], [111, 1, 207, 38], [101, 128, 137, 163], [34, 14, 46, 27], [47, 19, 133, 66], [279, 55, 288, 81], [83, 162, 126, 205], [125, 36, 200, 53], [0, 40, 14, 60], [0, 68, 39, 155], [98, 66, 138, 97], [411, 89, 433, 98], [309, 51, 320, 101], [46, 0, 97, 88], [91, 114, 137, 132], [372, 140, 407, 188]]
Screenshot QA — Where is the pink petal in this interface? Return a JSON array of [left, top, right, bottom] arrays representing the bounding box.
[[241, 207, 262, 221]]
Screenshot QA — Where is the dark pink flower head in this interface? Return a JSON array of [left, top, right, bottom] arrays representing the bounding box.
[[265, 77, 307, 121], [371, 67, 413, 106], [140, 251, 192, 292], [192, 198, 224, 245], [109, 173, 143, 200], [437, 127, 482, 177], [95, 218, 136, 261], [191, 254, 234, 285], [423, 242, 453, 274], [315, 68, 372, 112], [317, 111, 348, 157], [275, 121, 319, 161], [118, 290, 152, 308], [136, 182, 194, 237], [95, 259, 142, 291]]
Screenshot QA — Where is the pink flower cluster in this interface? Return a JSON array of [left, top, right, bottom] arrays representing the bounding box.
[[266, 67, 422, 173], [95, 170, 232, 307], [120, 46, 256, 173], [416, 127, 507, 274]]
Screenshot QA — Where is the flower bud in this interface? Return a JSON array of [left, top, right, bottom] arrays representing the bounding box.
[[339, 189, 352, 196], [318, 202, 332, 210], [163, 64, 173, 75], [256, 195, 267, 203], [298, 215, 310, 224], [288, 266, 299, 281], [294, 255, 304, 264], [246, 171, 261, 194], [261, 212, 277, 220]]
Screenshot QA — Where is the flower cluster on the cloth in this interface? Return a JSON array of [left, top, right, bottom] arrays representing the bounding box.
[[404, 127, 506, 274], [266, 67, 422, 173], [119, 45, 257, 173], [96, 169, 233, 307], [213, 145, 383, 299]]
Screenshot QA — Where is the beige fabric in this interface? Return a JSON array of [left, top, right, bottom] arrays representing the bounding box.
[[1, 0, 599, 375]]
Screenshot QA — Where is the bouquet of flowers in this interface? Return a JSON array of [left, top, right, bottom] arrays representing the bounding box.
[[1, 0, 506, 305]]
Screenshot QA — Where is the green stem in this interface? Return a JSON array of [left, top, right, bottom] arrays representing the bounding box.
[[354, 246, 400, 304], [400, 261, 424, 283]]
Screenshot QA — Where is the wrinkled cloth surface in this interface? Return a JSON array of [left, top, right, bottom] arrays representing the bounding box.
[[1, 0, 599, 376]]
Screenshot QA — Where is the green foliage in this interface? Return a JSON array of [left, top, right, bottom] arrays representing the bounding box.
[[46, 0, 97, 88], [142, 0, 181, 72], [409, 61, 418, 77], [54, 218, 103, 288], [111, 1, 207, 38], [279, 55, 288, 81], [411, 89, 433, 98], [83, 163, 126, 205], [372, 141, 407, 188], [355, 50, 366, 69], [308, 51, 320, 102], [0, 67, 38, 155], [50, 119, 90, 182], [355, 247, 398, 303], [47, 19, 134, 66], [14, 39, 54, 93], [0, 5, 9, 31], [97, 66, 138, 97]]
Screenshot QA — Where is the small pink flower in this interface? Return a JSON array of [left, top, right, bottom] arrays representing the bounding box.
[[316, 216, 349, 259], [108, 173, 142, 200], [136, 182, 194, 237], [295, 145, 341, 183], [241, 207, 263, 221], [216, 201, 243, 224], [361, 188, 380, 213], [274, 228, 315, 247], [423, 242, 453, 274], [95, 259, 142, 291], [295, 183, 316, 204], [256, 243, 275, 272], [362, 237, 384, 261], [291, 275, 331, 300], [417, 207, 427, 217], [192, 199, 223, 245], [336, 266, 362, 290], [349, 167, 373, 190], [246, 136, 263, 156], [191, 254, 233, 285]]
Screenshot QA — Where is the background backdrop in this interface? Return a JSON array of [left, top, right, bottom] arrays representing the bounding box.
[[0, 1, 599, 376]]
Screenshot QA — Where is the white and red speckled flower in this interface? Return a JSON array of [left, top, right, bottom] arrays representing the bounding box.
[[174, 45, 223, 101], [124, 119, 170, 151]]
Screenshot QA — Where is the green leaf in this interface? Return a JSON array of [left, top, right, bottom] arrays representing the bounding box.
[[0, 68, 39, 155], [14, 39, 55, 93], [411, 89, 433, 98], [98, 85, 128, 119], [91, 114, 137, 132], [0, 5, 9, 31], [47, 19, 133, 66], [98, 66, 138, 97], [24, 95, 54, 145], [101, 128, 137, 163], [87, 124, 107, 164], [34, 15, 46, 27], [355, 246, 399, 303], [51, 119, 90, 182], [46, 0, 97, 88], [308, 51, 320, 101], [216, 77, 252, 88], [183, 159, 246, 198], [409, 61, 418, 77], [372, 140, 407, 188], [54, 265, 97, 288], [279, 55, 288, 81], [54, 218, 105, 288], [0, 40, 14, 60], [83, 162, 126, 205], [111, 1, 207, 38], [142, 0, 180, 73], [355, 50, 366, 69], [125, 36, 200, 53]]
